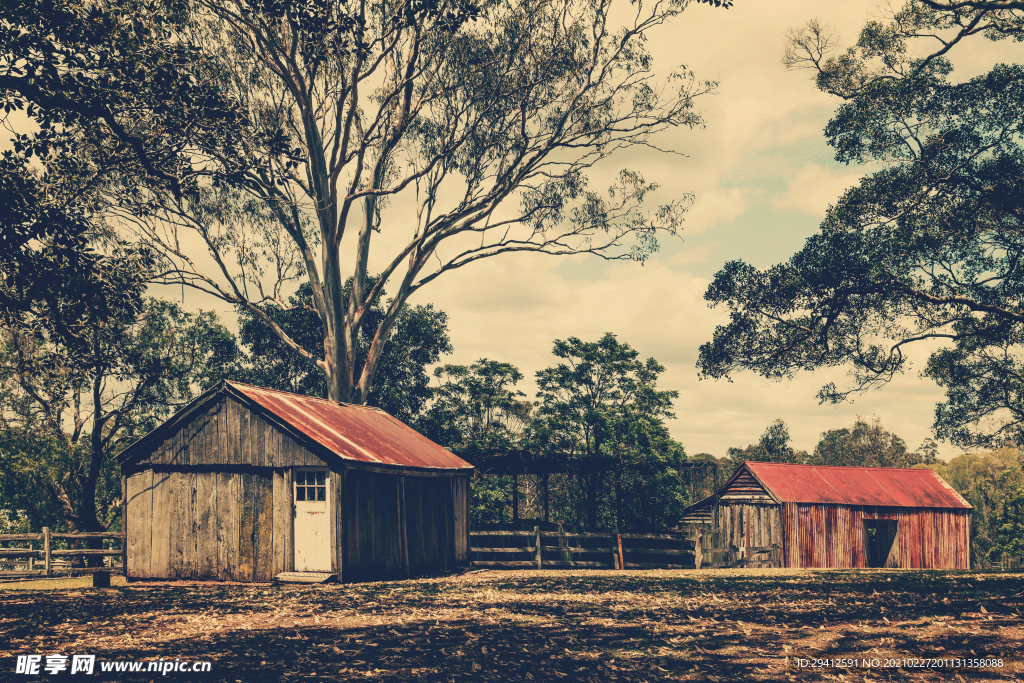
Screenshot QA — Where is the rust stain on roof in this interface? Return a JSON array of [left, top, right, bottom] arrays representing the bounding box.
[[745, 462, 971, 509], [229, 381, 472, 470]]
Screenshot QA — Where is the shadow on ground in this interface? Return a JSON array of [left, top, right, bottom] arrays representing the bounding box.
[[1, 570, 1020, 682]]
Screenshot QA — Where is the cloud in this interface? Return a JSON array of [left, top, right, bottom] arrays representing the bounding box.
[[771, 163, 863, 217]]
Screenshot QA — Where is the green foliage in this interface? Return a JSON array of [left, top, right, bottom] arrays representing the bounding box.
[[417, 360, 531, 450], [467, 474, 514, 526], [929, 448, 1024, 567], [0, 298, 239, 536], [533, 333, 684, 531], [699, 3, 1024, 448], [234, 280, 452, 424], [810, 416, 937, 468], [726, 419, 807, 468]]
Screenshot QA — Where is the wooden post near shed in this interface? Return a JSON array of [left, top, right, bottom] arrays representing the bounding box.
[[42, 527, 51, 577], [535, 526, 542, 570], [617, 534, 625, 571]]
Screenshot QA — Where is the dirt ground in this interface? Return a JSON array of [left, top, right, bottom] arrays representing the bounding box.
[[1, 568, 1021, 682]]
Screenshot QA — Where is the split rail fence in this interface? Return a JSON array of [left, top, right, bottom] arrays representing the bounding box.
[[0, 529, 125, 579], [469, 528, 696, 570]]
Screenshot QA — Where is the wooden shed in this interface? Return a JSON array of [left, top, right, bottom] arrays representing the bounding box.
[[118, 380, 473, 583], [680, 462, 972, 569]]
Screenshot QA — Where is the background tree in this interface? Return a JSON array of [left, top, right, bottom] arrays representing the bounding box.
[[697, 2, 1024, 448], [235, 278, 451, 424], [0, 298, 238, 563], [418, 359, 532, 449], [726, 419, 807, 468], [929, 447, 1024, 567], [2, 0, 721, 407], [534, 333, 680, 530], [418, 359, 532, 525], [809, 416, 938, 468]]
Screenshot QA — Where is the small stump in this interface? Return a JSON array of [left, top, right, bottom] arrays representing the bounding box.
[[92, 571, 110, 588]]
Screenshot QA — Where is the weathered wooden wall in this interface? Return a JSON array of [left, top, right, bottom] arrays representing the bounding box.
[[343, 469, 405, 582], [784, 505, 971, 569], [343, 470, 467, 582], [131, 396, 324, 468], [710, 503, 783, 567], [452, 476, 469, 563], [125, 468, 288, 582]]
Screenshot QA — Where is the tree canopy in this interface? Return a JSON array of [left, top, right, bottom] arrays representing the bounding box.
[[235, 279, 451, 424], [1, 0, 723, 406], [534, 333, 682, 530], [726, 419, 807, 467], [809, 416, 938, 468], [0, 297, 238, 540], [697, 1, 1024, 448]]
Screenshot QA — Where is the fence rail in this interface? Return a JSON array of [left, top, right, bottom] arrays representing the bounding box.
[[0, 528, 125, 578], [469, 527, 697, 570]]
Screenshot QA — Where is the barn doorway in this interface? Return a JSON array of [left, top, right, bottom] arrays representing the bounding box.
[[863, 519, 897, 568], [294, 469, 331, 572]]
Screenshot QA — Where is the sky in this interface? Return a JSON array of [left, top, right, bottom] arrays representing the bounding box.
[[9, 0, 1019, 462], [397, 0, 1024, 462]]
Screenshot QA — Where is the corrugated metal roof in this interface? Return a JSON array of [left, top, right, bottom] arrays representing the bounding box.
[[744, 462, 971, 509], [230, 381, 472, 471]]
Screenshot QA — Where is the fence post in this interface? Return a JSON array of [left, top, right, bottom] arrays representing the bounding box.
[[617, 534, 624, 571], [43, 527, 51, 577], [535, 526, 542, 570]]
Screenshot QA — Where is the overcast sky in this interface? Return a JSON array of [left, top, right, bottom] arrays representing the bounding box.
[[407, 0, 1024, 462]]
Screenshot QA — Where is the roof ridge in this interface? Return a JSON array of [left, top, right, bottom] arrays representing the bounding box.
[[226, 380, 382, 411], [744, 461, 938, 473]]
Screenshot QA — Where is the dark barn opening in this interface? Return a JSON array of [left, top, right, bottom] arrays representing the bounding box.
[[863, 519, 898, 568]]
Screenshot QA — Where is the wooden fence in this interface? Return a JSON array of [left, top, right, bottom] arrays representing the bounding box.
[[469, 528, 696, 570], [0, 528, 125, 578]]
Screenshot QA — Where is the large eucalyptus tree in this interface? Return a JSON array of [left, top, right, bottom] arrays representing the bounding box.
[[2, 0, 724, 404]]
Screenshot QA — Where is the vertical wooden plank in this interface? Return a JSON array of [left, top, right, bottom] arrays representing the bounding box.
[[285, 469, 294, 573], [273, 470, 287, 577], [238, 472, 255, 581], [445, 477, 456, 573], [241, 406, 252, 466], [126, 471, 153, 579], [255, 473, 274, 582], [194, 473, 217, 579], [216, 472, 238, 581], [167, 471, 182, 578], [218, 397, 228, 464], [149, 472, 172, 578], [329, 469, 342, 576], [399, 476, 409, 578]]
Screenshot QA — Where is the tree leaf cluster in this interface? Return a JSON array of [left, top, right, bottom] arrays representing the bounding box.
[[699, 1, 1024, 448]]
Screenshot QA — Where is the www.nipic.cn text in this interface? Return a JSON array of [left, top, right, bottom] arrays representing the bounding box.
[[15, 654, 213, 675]]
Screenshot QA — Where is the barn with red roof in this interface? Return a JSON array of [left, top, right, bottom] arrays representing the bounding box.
[[681, 461, 971, 569], [119, 381, 473, 583]]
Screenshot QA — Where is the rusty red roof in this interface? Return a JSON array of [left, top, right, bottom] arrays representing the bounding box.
[[743, 462, 970, 509], [227, 382, 473, 470]]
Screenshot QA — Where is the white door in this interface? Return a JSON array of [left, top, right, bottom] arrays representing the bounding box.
[[294, 469, 331, 572]]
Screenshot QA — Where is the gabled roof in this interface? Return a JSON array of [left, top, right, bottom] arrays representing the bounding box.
[[119, 380, 473, 471], [742, 461, 970, 509]]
